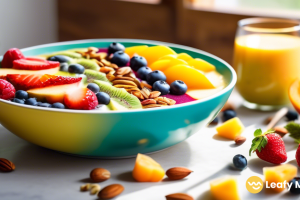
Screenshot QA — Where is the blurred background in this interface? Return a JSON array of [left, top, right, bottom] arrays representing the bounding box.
[[1, 0, 300, 64]]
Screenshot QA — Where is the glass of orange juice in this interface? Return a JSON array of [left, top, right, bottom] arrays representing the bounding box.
[[233, 18, 300, 110]]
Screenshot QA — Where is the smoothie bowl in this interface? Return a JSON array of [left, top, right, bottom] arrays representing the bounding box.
[[0, 39, 236, 157]]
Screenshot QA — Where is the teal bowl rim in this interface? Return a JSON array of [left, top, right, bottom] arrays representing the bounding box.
[[0, 39, 237, 114]]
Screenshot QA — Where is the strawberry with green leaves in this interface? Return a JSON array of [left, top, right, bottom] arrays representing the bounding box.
[[249, 129, 287, 164], [285, 122, 300, 167]]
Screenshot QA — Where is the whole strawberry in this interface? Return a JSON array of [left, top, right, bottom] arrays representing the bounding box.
[[296, 145, 300, 167], [249, 129, 287, 164], [2, 48, 25, 68]]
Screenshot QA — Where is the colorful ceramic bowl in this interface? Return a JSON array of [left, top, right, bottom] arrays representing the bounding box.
[[0, 39, 236, 158]]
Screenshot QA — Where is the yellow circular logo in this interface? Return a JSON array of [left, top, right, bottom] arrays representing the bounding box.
[[246, 176, 263, 194]]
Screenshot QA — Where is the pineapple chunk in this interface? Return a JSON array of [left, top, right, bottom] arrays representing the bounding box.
[[264, 164, 297, 192], [210, 176, 240, 200], [216, 117, 244, 140]]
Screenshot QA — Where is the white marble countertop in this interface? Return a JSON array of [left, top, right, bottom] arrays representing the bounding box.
[[0, 90, 299, 200]]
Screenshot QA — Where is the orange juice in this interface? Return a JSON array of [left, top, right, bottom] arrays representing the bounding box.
[[233, 34, 300, 106]]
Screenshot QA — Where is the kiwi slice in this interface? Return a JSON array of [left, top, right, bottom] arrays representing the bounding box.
[[46, 51, 82, 59], [94, 80, 142, 110], [73, 58, 100, 71], [84, 69, 111, 84]]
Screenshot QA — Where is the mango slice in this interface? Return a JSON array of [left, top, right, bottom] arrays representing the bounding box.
[[150, 58, 187, 72], [177, 53, 193, 62], [137, 46, 176, 65], [132, 153, 165, 182], [263, 164, 297, 193], [164, 64, 215, 89], [210, 176, 240, 200], [125, 45, 148, 58], [216, 117, 244, 140], [188, 58, 216, 72]]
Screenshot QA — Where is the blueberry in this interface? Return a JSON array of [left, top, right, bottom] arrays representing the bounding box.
[[289, 178, 300, 194], [48, 55, 72, 63], [137, 66, 152, 80], [110, 51, 130, 67], [68, 64, 85, 74], [60, 63, 69, 72], [108, 42, 125, 54], [170, 80, 187, 95], [15, 90, 28, 100], [25, 98, 38, 106], [286, 110, 298, 121], [209, 117, 219, 125], [153, 80, 170, 95], [146, 70, 166, 85], [87, 83, 100, 93], [37, 102, 43, 106], [130, 55, 147, 71], [233, 154, 247, 170], [52, 102, 65, 109], [223, 110, 236, 121], [96, 92, 110, 105], [12, 98, 24, 104], [38, 103, 52, 108]]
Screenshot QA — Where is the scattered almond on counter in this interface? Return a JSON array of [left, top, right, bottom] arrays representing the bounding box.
[[166, 167, 193, 180], [90, 184, 101, 195], [0, 158, 15, 172], [274, 126, 288, 137], [80, 183, 91, 192], [165, 193, 194, 200], [234, 136, 246, 145], [90, 168, 111, 182], [98, 184, 124, 199]]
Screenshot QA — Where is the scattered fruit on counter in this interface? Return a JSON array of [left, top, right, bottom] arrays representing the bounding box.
[[0, 79, 15, 100], [166, 167, 193, 180], [289, 178, 300, 194], [1, 48, 25, 68], [64, 87, 98, 110], [132, 153, 165, 182], [216, 117, 245, 140], [0, 158, 15, 172], [210, 176, 240, 200], [90, 168, 111, 182], [222, 110, 237, 122], [165, 193, 194, 200], [285, 110, 298, 121], [130, 55, 147, 71], [108, 42, 125, 55], [209, 117, 219, 126], [249, 129, 287, 164], [98, 184, 124, 199], [232, 154, 247, 170], [263, 164, 297, 193], [234, 136, 246, 145]]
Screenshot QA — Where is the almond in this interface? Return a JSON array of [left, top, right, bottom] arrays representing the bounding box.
[[100, 66, 114, 73], [165, 193, 194, 200], [116, 67, 131, 75], [0, 158, 15, 172], [166, 167, 193, 180], [274, 126, 288, 137], [234, 136, 246, 145], [98, 184, 124, 199], [90, 168, 111, 182], [141, 99, 157, 105], [149, 91, 161, 99]]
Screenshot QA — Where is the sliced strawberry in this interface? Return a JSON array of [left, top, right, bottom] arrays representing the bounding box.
[[13, 57, 59, 70], [6, 74, 82, 90], [1, 48, 25, 68], [64, 87, 98, 110]]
